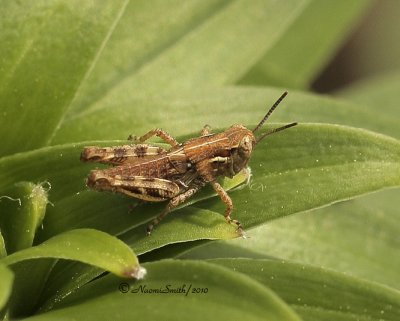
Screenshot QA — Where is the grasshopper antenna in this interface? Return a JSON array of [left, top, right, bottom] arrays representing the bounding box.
[[256, 122, 297, 144], [253, 91, 288, 133]]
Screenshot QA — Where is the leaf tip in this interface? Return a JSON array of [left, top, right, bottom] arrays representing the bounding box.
[[123, 265, 147, 280]]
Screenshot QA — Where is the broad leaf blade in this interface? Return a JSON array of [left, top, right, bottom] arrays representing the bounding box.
[[0, 263, 13, 311], [210, 258, 400, 321], [36, 124, 400, 309], [36, 167, 249, 242], [1, 229, 143, 279], [121, 207, 240, 255], [195, 124, 400, 228], [239, 0, 373, 89], [1, 125, 399, 247], [2, 229, 143, 317], [52, 87, 398, 145], [0, 1, 129, 156], [64, 0, 230, 117], [6, 260, 55, 318], [0, 232, 6, 258], [336, 71, 400, 138], [29, 260, 302, 321], [121, 0, 307, 92], [209, 188, 400, 289], [54, 0, 308, 124]]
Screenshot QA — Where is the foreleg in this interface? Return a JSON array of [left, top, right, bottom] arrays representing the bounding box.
[[209, 181, 243, 231]]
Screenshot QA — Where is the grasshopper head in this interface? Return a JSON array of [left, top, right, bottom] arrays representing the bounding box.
[[229, 92, 297, 176], [230, 127, 256, 175]]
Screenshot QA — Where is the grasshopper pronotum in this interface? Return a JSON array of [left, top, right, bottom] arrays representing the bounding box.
[[81, 92, 297, 235]]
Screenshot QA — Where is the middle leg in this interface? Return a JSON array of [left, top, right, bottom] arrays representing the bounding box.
[[128, 128, 179, 147], [147, 181, 204, 235], [200, 124, 212, 136]]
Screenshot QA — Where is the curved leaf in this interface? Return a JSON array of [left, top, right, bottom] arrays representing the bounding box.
[[52, 87, 398, 145], [194, 124, 400, 229], [0, 141, 110, 201], [37, 167, 249, 242], [210, 258, 400, 321], [60, 1, 374, 122], [0, 263, 13, 311], [1, 125, 399, 250], [64, 0, 230, 117], [32, 171, 249, 312], [1, 229, 144, 279], [59, 0, 308, 123], [30, 260, 302, 321], [336, 71, 400, 139], [121, 207, 239, 254], [0, 1, 129, 156], [6, 260, 55, 318], [200, 188, 400, 289], [36, 123, 400, 310], [0, 182, 48, 253], [239, 0, 373, 88], [0, 231, 5, 258]]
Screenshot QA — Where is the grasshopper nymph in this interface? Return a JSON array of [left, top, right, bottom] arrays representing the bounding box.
[[81, 92, 297, 235]]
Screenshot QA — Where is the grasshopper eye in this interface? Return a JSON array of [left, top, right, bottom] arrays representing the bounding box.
[[238, 135, 253, 157]]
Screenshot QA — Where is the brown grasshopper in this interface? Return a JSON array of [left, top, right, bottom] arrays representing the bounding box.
[[80, 92, 297, 235]]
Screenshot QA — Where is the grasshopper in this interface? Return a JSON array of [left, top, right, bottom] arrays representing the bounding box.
[[80, 92, 297, 235]]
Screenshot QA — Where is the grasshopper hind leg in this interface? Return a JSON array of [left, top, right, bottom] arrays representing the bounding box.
[[146, 181, 205, 235]]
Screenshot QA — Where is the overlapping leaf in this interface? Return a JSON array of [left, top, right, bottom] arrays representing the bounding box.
[[24, 260, 302, 321], [210, 258, 400, 321], [0, 264, 13, 312], [0, 1, 129, 156]]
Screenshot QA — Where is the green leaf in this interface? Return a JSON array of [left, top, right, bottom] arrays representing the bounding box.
[[63, 0, 230, 117], [1, 124, 399, 253], [35, 123, 400, 310], [210, 258, 400, 321], [0, 142, 96, 202], [0, 182, 49, 254], [36, 166, 249, 242], [58, 0, 309, 124], [1, 229, 144, 279], [35, 207, 239, 312], [51, 87, 398, 145], [336, 72, 400, 138], [0, 232, 6, 258], [58, 1, 374, 124], [0, 1, 129, 156], [28, 260, 302, 321], [238, 0, 373, 89], [121, 207, 239, 255], [0, 263, 13, 311], [201, 188, 400, 290], [2, 228, 144, 316], [6, 260, 55, 318], [194, 124, 400, 229], [33, 171, 249, 312]]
